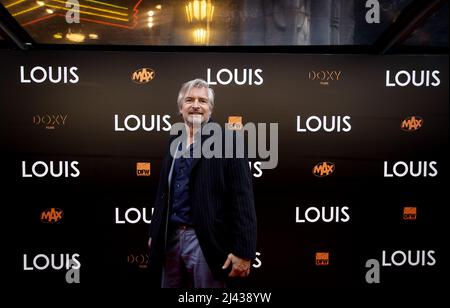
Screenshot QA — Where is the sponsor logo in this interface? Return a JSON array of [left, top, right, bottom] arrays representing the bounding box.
[[308, 70, 341, 85], [115, 207, 154, 224], [114, 114, 171, 132], [40, 208, 64, 223], [207, 68, 263, 86], [127, 254, 149, 269], [136, 162, 151, 176], [297, 115, 351, 133], [383, 161, 438, 177], [385, 70, 440, 87], [131, 68, 155, 84], [22, 161, 80, 178], [33, 114, 68, 130], [296, 206, 350, 223], [23, 253, 81, 270], [403, 207, 417, 220], [227, 116, 243, 130], [315, 252, 329, 266], [312, 162, 335, 177], [401, 116, 423, 132], [20, 66, 79, 84]]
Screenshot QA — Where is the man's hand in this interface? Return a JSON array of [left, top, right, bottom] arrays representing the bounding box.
[[148, 237, 152, 249], [222, 253, 251, 277]]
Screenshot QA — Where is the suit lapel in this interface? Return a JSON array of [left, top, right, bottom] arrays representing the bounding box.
[[167, 141, 180, 188], [166, 120, 216, 178]]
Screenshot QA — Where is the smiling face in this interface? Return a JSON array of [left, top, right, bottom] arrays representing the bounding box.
[[179, 86, 212, 126]]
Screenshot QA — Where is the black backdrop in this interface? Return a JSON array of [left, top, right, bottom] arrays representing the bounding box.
[[2, 50, 448, 293]]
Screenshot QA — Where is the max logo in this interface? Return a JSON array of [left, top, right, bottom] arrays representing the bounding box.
[[131, 68, 155, 84], [40, 208, 64, 223], [401, 116, 423, 131], [312, 162, 335, 177]]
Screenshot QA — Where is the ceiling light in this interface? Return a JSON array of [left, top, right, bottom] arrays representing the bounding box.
[[155, 5, 162, 10], [193, 28, 207, 44], [66, 32, 85, 43], [186, 0, 214, 23]]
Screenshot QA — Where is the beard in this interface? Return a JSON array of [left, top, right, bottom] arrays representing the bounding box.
[[186, 113, 209, 126]]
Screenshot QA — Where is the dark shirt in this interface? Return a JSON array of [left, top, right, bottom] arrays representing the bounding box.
[[169, 142, 194, 225]]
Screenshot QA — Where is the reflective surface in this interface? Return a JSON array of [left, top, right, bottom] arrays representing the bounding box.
[[0, 0, 446, 46], [403, 3, 449, 47]]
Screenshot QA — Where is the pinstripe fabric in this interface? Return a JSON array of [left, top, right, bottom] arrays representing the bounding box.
[[148, 127, 257, 279]]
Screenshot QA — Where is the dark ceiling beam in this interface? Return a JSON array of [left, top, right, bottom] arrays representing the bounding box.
[[374, 0, 448, 54], [0, 3, 34, 50]]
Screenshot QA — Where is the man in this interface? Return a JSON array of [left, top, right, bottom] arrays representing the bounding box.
[[148, 78, 257, 288]]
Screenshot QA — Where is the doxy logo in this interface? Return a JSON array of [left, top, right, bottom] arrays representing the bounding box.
[[33, 114, 68, 129]]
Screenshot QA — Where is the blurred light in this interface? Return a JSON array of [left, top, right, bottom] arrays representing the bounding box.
[[186, 0, 214, 22], [36, 1, 45, 6], [155, 4, 162, 10], [5, 0, 26, 9], [89, 33, 99, 39], [148, 10, 154, 17], [66, 32, 85, 43], [53, 33, 63, 39], [193, 28, 207, 44], [148, 17, 153, 22], [148, 22, 153, 28], [46, 8, 54, 14], [12, 5, 41, 17]]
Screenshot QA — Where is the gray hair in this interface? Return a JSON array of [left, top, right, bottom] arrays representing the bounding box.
[[177, 78, 215, 111]]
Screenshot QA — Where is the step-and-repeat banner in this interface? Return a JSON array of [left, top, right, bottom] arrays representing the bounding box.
[[2, 50, 448, 291]]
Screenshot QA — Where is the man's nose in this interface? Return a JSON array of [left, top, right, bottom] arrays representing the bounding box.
[[192, 99, 200, 108]]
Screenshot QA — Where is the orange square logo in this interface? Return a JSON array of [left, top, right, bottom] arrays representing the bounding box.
[[315, 252, 329, 266], [136, 162, 151, 176], [403, 207, 417, 220], [227, 116, 243, 130]]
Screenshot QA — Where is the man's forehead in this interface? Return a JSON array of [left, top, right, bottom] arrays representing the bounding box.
[[186, 87, 208, 97]]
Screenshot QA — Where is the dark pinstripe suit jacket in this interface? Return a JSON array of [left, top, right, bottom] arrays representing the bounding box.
[[148, 125, 257, 279]]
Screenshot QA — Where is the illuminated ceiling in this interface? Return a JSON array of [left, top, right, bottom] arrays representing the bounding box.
[[6, 0, 141, 28], [0, 0, 448, 48]]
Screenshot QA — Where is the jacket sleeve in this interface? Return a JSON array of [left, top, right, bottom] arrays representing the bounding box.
[[225, 157, 257, 260], [148, 138, 174, 239]]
